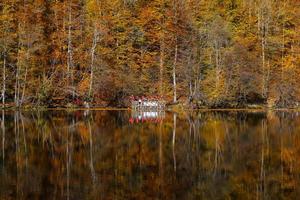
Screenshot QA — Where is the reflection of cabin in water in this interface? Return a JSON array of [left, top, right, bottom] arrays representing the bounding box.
[[131, 97, 166, 111], [129, 110, 165, 124]]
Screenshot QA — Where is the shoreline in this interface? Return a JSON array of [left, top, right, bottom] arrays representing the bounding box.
[[0, 107, 299, 112]]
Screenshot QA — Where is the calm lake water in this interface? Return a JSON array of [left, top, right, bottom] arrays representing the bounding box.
[[0, 110, 300, 199]]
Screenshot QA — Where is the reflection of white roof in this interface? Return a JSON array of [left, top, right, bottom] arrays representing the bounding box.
[[131, 110, 165, 121], [143, 112, 158, 118]]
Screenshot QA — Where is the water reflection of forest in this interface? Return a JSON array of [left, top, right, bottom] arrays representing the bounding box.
[[0, 110, 300, 199]]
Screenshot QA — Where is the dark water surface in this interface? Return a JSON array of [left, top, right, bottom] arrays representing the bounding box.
[[0, 110, 300, 199]]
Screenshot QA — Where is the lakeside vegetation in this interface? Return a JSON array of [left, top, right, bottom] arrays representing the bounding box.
[[0, 0, 299, 108]]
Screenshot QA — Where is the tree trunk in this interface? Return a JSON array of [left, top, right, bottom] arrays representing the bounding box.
[[281, 25, 285, 86], [172, 0, 178, 104], [21, 42, 30, 106], [20, 67, 28, 106], [15, 37, 21, 108], [159, 38, 164, 96], [193, 47, 202, 100], [215, 41, 220, 90], [262, 32, 266, 98], [2, 55, 6, 108], [88, 26, 99, 99], [260, 0, 270, 99], [173, 39, 178, 103], [67, 2, 74, 100]]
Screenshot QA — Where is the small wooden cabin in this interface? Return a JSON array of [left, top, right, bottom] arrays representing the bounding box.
[[131, 98, 166, 111]]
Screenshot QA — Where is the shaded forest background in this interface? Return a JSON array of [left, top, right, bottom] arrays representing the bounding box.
[[0, 0, 299, 108]]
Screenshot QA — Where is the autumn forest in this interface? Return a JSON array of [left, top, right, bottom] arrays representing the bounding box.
[[0, 0, 299, 108]]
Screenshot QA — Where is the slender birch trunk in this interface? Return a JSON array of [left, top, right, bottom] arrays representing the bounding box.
[[15, 37, 21, 108], [159, 39, 164, 96], [281, 25, 285, 86], [260, 0, 271, 99], [2, 54, 6, 108], [173, 39, 178, 103], [172, 0, 178, 103], [215, 41, 220, 90], [21, 42, 30, 106], [21, 65, 28, 105], [193, 47, 201, 99], [88, 26, 99, 98], [159, 0, 165, 97], [262, 31, 266, 97], [67, 2, 74, 100]]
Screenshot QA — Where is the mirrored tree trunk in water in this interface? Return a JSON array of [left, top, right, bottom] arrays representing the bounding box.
[[88, 118, 97, 188], [2, 110, 5, 168], [172, 113, 177, 172]]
